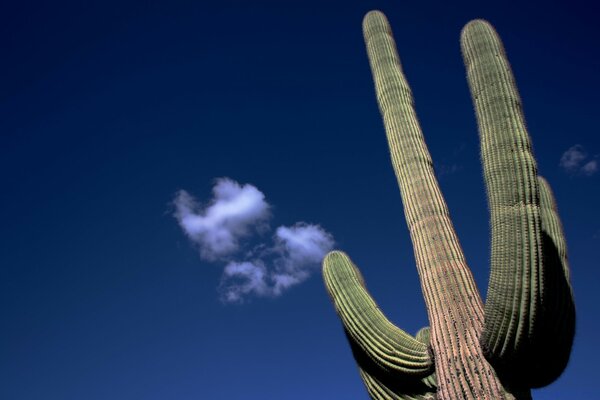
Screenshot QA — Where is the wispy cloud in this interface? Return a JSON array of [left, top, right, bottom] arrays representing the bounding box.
[[559, 145, 598, 176], [174, 178, 334, 303]]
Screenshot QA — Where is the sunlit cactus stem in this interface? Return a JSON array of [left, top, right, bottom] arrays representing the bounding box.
[[323, 10, 575, 400]]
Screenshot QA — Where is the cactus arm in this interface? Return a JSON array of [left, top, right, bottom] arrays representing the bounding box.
[[323, 251, 437, 399], [460, 21, 575, 387], [461, 18, 542, 378], [323, 251, 434, 376], [362, 11, 509, 398]]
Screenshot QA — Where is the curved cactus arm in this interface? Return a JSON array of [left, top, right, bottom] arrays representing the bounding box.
[[461, 21, 575, 387], [323, 251, 434, 377]]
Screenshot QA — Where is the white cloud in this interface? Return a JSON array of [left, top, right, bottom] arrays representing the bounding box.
[[174, 179, 335, 303], [559, 145, 598, 176], [173, 178, 270, 260], [275, 224, 335, 264]]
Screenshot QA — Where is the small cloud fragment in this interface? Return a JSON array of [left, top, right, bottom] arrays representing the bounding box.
[[559, 145, 598, 176]]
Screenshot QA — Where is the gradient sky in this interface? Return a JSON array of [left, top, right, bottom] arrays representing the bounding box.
[[2, 0, 599, 399]]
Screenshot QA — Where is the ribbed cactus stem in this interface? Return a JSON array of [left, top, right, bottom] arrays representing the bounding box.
[[363, 11, 509, 399], [461, 17, 543, 374]]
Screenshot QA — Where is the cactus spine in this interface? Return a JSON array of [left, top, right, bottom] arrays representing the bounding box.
[[323, 11, 575, 400]]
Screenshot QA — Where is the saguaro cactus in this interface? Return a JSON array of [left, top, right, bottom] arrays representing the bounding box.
[[323, 11, 575, 400]]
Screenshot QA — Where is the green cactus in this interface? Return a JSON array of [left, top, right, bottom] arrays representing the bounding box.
[[323, 11, 575, 400]]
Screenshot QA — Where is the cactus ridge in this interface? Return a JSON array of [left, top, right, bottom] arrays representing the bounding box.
[[323, 10, 575, 400]]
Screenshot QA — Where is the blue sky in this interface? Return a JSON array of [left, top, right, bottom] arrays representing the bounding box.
[[1, 0, 598, 398]]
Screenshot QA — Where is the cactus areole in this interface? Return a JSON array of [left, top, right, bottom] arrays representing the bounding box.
[[323, 11, 575, 400]]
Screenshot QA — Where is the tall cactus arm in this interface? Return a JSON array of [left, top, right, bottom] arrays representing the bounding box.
[[460, 21, 575, 388], [361, 11, 508, 398], [460, 18, 542, 383]]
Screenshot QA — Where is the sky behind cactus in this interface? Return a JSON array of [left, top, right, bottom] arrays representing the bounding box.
[[1, 0, 599, 399]]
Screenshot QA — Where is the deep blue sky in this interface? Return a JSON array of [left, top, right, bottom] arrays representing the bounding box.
[[2, 1, 599, 398]]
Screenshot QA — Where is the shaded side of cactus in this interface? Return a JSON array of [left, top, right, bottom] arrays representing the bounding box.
[[323, 10, 574, 400]]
